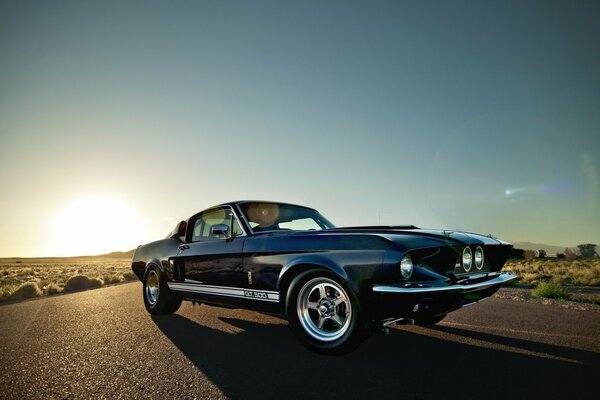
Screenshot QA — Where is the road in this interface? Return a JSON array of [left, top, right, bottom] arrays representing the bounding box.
[[0, 282, 598, 399]]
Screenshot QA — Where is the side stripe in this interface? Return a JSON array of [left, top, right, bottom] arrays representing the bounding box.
[[167, 282, 280, 303]]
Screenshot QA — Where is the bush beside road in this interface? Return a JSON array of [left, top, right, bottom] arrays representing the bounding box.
[[0, 260, 135, 302]]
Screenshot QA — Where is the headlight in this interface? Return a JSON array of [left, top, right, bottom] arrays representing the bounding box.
[[462, 247, 472, 272], [475, 246, 484, 270], [400, 254, 413, 280]]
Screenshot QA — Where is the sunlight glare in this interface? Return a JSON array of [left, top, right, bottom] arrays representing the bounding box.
[[51, 195, 143, 256]]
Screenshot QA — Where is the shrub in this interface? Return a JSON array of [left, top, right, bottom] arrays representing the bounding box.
[[122, 271, 137, 281], [10, 282, 42, 299], [538, 249, 547, 258], [0, 285, 15, 301], [64, 275, 103, 292], [45, 283, 62, 295], [102, 274, 123, 284], [524, 250, 537, 261], [577, 244, 598, 259], [532, 282, 570, 300], [37, 278, 51, 289], [564, 248, 578, 261]]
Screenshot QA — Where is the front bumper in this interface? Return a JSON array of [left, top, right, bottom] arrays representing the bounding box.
[[372, 271, 517, 294], [370, 272, 517, 319]]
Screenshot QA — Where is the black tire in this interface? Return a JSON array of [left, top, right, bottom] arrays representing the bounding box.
[[414, 314, 446, 326], [143, 265, 182, 315], [286, 269, 369, 355]]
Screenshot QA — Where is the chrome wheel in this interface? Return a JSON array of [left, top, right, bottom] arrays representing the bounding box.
[[297, 277, 352, 342], [145, 270, 159, 306]]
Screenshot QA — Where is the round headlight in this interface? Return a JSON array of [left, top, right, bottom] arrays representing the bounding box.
[[462, 247, 472, 272], [475, 246, 484, 270], [400, 254, 413, 280]]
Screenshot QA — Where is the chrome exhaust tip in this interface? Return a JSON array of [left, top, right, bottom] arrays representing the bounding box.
[[377, 317, 415, 334]]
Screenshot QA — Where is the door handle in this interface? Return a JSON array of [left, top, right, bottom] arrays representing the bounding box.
[[178, 244, 190, 250]]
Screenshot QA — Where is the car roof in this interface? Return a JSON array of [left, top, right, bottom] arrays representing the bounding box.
[[218, 200, 318, 211]]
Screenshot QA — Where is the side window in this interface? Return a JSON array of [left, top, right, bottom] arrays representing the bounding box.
[[190, 208, 244, 242]]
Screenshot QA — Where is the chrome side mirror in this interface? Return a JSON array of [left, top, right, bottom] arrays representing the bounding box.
[[211, 224, 230, 238]]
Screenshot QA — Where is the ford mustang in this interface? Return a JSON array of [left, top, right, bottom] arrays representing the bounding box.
[[132, 201, 516, 354]]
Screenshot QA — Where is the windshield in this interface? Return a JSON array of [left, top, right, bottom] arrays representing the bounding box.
[[238, 202, 336, 233]]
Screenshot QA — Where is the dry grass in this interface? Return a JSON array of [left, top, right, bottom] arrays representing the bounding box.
[[0, 260, 134, 302], [532, 282, 570, 300], [503, 259, 600, 287]]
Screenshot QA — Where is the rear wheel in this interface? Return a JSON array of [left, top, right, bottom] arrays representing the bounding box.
[[143, 265, 182, 315], [287, 270, 368, 355]]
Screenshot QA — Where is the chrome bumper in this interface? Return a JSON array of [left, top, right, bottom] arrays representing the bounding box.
[[372, 272, 517, 294]]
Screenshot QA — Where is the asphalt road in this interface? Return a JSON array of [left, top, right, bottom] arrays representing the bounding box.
[[0, 283, 598, 400]]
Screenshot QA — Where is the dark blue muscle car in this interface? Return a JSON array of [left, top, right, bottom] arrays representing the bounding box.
[[132, 201, 516, 354]]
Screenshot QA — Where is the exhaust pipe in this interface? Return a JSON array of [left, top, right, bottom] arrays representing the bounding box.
[[377, 317, 415, 334]]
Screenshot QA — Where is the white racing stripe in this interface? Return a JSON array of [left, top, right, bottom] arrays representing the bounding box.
[[167, 282, 280, 303]]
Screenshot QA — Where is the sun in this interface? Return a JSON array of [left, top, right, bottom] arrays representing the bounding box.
[[51, 195, 143, 256]]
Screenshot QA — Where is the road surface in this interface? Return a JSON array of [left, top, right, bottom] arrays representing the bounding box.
[[0, 282, 598, 399]]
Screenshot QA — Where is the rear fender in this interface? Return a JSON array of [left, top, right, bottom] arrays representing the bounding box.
[[143, 259, 166, 280]]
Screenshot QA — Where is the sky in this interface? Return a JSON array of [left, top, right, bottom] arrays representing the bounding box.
[[0, 0, 599, 257]]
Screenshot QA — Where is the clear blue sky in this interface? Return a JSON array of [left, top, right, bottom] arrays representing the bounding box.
[[1, 0, 598, 256]]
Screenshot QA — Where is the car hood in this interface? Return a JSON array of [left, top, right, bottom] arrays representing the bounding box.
[[325, 226, 504, 246]]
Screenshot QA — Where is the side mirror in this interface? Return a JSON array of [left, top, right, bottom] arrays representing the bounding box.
[[211, 224, 230, 237], [170, 220, 187, 240]]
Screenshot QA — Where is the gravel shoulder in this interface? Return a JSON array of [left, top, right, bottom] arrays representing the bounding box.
[[496, 286, 600, 312]]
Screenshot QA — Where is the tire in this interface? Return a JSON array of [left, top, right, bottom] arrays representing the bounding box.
[[143, 265, 182, 315], [286, 270, 369, 355], [414, 314, 446, 326]]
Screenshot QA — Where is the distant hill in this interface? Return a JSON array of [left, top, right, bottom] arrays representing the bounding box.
[[510, 241, 598, 256], [0, 249, 135, 263], [96, 250, 135, 259]]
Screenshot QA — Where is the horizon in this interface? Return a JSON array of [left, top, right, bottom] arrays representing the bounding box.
[[1, 236, 598, 261], [1, 1, 599, 257]]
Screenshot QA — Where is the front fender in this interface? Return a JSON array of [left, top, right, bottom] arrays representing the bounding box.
[[277, 254, 351, 299]]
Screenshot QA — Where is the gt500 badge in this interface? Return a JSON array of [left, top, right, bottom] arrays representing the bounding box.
[[244, 290, 268, 299]]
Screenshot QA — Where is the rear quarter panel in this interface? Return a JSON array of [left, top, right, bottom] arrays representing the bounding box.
[[131, 238, 181, 281]]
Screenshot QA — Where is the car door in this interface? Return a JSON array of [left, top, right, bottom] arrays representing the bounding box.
[[174, 206, 247, 294]]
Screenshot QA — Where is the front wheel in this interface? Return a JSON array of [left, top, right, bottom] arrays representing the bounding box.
[[143, 265, 182, 315], [287, 271, 368, 355]]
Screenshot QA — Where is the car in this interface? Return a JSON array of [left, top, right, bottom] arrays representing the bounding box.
[[131, 200, 517, 354]]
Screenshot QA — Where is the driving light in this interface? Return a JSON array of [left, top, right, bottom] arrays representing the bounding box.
[[475, 246, 484, 270], [462, 247, 473, 272], [400, 254, 413, 280]]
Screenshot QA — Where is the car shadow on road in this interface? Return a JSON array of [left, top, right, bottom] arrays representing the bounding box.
[[152, 314, 599, 400], [430, 325, 599, 365]]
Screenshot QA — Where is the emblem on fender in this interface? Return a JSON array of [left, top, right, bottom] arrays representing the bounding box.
[[244, 290, 268, 299]]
